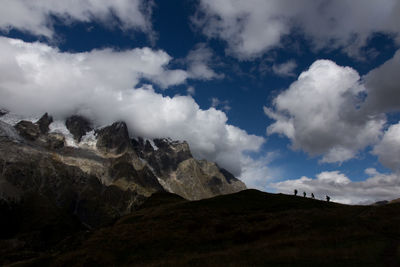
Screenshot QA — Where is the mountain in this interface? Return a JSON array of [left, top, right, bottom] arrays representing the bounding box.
[[0, 111, 245, 216], [0, 111, 246, 265], [3, 111, 398, 266], [3, 189, 400, 266]]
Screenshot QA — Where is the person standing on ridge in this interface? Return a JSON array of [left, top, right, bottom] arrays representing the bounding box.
[[311, 193, 315, 199], [294, 189, 298, 196], [326, 195, 330, 202], [303, 192, 306, 197]]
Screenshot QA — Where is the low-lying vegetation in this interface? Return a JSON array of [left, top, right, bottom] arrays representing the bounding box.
[[2, 190, 399, 266]]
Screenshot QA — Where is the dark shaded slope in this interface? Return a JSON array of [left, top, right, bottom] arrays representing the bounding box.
[[18, 189, 400, 267]]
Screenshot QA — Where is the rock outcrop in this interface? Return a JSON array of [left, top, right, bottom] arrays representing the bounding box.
[[36, 113, 53, 134], [132, 137, 246, 200], [47, 132, 65, 149], [133, 138, 193, 177], [14, 120, 41, 141], [65, 115, 92, 142], [96, 121, 131, 154], [0, 135, 145, 228]]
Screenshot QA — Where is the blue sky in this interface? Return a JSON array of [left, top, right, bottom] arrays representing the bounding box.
[[0, 0, 399, 203]]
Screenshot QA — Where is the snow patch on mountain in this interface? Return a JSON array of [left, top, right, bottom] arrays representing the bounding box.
[[0, 121, 22, 141], [49, 121, 78, 147], [147, 139, 158, 151], [0, 111, 38, 126], [80, 130, 98, 149]]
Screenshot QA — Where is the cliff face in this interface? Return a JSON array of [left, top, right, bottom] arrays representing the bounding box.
[[132, 137, 246, 200], [0, 121, 144, 229], [0, 112, 246, 229]]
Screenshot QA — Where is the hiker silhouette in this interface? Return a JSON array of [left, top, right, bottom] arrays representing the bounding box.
[[303, 192, 306, 197], [326, 195, 330, 202], [311, 193, 315, 199], [294, 189, 298, 196]]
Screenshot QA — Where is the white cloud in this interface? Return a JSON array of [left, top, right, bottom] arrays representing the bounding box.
[[211, 98, 220, 108], [193, 0, 290, 59], [0, 0, 154, 39], [265, 59, 385, 163], [0, 36, 187, 101], [239, 152, 281, 190], [194, 0, 400, 59], [372, 122, 400, 171], [272, 60, 297, 77], [0, 36, 264, 177], [265, 49, 400, 203], [186, 44, 224, 80], [271, 169, 400, 204], [187, 86, 195, 96], [211, 97, 231, 112]]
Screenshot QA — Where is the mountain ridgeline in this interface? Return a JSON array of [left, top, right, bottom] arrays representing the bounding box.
[[1, 111, 400, 266], [0, 112, 245, 228]]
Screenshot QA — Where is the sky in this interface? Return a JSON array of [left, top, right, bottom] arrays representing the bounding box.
[[0, 0, 399, 204]]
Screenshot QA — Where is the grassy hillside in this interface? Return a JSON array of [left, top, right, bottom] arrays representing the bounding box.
[[6, 190, 400, 266]]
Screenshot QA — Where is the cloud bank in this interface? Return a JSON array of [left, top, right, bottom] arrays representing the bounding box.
[[272, 169, 400, 204], [0, 0, 154, 38], [194, 0, 400, 59], [0, 36, 264, 176]]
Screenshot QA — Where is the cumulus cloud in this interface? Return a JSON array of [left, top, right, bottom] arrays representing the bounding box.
[[185, 44, 224, 80], [193, 0, 290, 59], [0, 36, 264, 176], [0, 0, 154, 39], [372, 122, 400, 171], [265, 59, 385, 163], [0, 36, 187, 103], [239, 152, 281, 190], [194, 0, 400, 59], [211, 97, 231, 112], [265, 49, 400, 202], [271, 169, 400, 204], [272, 60, 297, 77], [187, 86, 195, 96]]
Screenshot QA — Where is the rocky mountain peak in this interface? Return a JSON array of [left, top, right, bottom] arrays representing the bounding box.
[[36, 113, 53, 134], [0, 111, 246, 240], [14, 120, 41, 141], [129, 136, 245, 200], [144, 139, 155, 153], [132, 138, 191, 178], [65, 115, 92, 142], [154, 138, 192, 155], [12, 113, 54, 141], [96, 121, 130, 154]]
